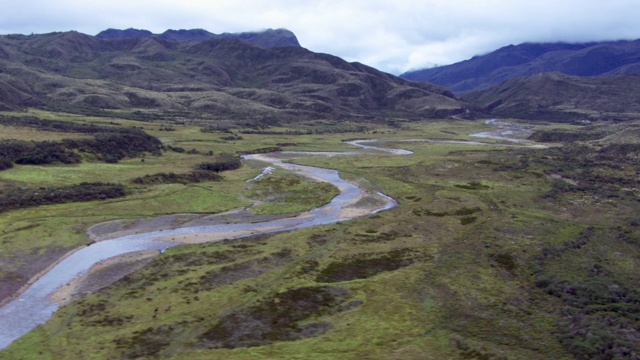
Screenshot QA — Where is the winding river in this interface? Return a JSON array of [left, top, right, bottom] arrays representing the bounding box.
[[0, 142, 400, 349], [0, 127, 538, 349]]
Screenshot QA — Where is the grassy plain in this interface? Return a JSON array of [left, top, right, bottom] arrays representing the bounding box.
[[1, 113, 640, 359]]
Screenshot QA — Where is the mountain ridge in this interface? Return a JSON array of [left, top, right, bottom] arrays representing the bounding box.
[[401, 39, 640, 94], [461, 72, 640, 121], [96, 28, 302, 48], [0, 30, 469, 121]]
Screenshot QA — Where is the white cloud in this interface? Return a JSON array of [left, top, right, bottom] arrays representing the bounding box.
[[1, 0, 640, 74]]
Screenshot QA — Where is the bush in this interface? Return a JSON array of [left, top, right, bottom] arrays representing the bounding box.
[[236, 147, 281, 155], [14, 142, 81, 165], [197, 154, 242, 173], [0, 182, 126, 213], [132, 172, 222, 184], [0, 157, 14, 171]]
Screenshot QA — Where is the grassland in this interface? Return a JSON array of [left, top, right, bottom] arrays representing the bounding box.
[[1, 112, 640, 359]]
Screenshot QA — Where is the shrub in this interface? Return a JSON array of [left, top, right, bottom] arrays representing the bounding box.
[[197, 154, 242, 172], [132, 172, 222, 184], [0, 182, 126, 212], [0, 157, 14, 171]]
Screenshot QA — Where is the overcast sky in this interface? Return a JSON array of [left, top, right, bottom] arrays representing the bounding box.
[[2, 0, 640, 74]]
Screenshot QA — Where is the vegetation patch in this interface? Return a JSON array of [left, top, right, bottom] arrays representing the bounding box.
[[116, 247, 259, 299], [459, 216, 477, 225], [533, 226, 640, 359], [536, 276, 640, 359], [0, 139, 81, 166], [529, 127, 608, 142], [199, 286, 354, 349], [316, 249, 419, 283], [0, 182, 125, 213], [196, 153, 242, 172], [236, 146, 282, 155], [537, 142, 639, 199], [413, 206, 482, 218], [454, 181, 490, 190], [351, 229, 400, 244], [0, 116, 163, 167], [132, 171, 222, 184], [115, 324, 178, 358], [490, 252, 517, 272], [194, 248, 294, 291]]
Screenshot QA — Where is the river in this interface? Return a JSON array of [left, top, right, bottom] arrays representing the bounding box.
[[0, 143, 399, 349]]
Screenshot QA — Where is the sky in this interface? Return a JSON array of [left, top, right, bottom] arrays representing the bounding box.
[[2, 0, 640, 75]]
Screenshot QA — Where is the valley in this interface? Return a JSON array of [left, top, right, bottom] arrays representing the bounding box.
[[0, 28, 639, 359]]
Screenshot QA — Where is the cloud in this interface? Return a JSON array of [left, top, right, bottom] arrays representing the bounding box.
[[1, 0, 640, 74]]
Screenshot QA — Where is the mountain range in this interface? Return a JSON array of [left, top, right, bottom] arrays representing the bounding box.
[[399, 39, 640, 121], [0, 29, 468, 122], [401, 40, 640, 94], [3, 28, 639, 123]]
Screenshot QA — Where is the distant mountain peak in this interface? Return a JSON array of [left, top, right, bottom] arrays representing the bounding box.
[[96, 28, 153, 39], [96, 28, 301, 48]]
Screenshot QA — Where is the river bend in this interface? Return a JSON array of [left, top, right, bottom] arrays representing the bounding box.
[[0, 143, 398, 349]]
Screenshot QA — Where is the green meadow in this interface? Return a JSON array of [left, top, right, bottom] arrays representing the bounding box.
[[1, 111, 640, 359]]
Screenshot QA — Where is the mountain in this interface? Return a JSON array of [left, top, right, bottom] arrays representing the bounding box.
[[461, 72, 640, 121], [401, 40, 640, 94], [96, 28, 301, 48], [0, 30, 469, 121], [95, 28, 154, 39]]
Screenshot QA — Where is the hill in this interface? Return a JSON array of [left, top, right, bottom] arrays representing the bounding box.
[[401, 40, 640, 94], [461, 72, 640, 121], [0, 30, 469, 122]]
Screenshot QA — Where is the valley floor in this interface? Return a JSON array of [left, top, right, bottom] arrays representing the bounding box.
[[1, 115, 639, 359]]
